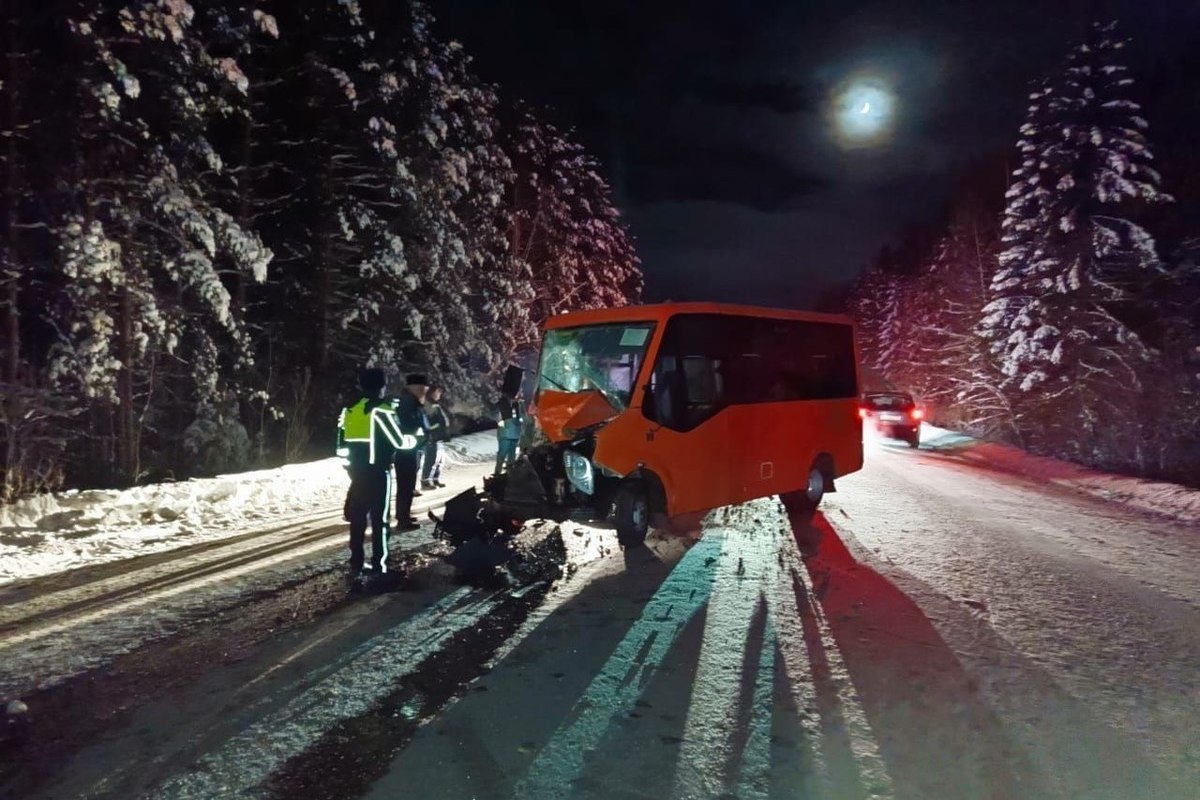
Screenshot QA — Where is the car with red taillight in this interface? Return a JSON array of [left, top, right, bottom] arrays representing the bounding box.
[[859, 391, 922, 448]]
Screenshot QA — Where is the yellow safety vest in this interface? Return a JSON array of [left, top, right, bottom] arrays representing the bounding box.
[[337, 398, 414, 466], [340, 399, 374, 443]]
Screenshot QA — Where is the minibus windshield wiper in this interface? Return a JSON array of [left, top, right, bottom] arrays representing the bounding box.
[[539, 373, 571, 392]]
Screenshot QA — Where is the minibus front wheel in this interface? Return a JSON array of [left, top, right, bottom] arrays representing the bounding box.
[[614, 481, 650, 548]]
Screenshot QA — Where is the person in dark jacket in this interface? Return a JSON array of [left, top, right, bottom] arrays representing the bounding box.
[[494, 388, 524, 475], [337, 369, 416, 587], [392, 374, 428, 531], [421, 386, 451, 490]]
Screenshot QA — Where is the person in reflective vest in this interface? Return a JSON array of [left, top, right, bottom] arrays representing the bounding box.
[[337, 368, 416, 584]]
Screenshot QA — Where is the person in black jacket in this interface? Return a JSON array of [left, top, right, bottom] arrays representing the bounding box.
[[392, 374, 428, 531], [337, 369, 416, 585], [421, 385, 451, 490]]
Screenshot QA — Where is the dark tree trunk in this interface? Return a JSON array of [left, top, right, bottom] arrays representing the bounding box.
[[2, 1, 22, 388], [1, 1, 24, 501], [234, 114, 253, 314], [118, 285, 135, 482]]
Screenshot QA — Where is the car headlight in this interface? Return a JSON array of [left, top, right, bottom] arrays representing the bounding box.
[[563, 450, 594, 495]]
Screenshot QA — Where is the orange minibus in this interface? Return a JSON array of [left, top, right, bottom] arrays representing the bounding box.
[[496, 302, 863, 546]]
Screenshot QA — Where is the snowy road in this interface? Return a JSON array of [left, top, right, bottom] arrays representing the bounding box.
[[365, 439, 1200, 800], [4, 438, 1199, 799]]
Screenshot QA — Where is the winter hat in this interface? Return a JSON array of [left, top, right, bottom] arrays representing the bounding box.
[[405, 374, 428, 387], [359, 368, 386, 394]]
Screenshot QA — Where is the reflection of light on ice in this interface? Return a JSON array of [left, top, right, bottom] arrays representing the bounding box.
[[672, 522, 775, 797], [513, 501, 894, 797]]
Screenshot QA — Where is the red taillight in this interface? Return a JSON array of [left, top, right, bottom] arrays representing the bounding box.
[[857, 407, 868, 419], [911, 408, 924, 421]]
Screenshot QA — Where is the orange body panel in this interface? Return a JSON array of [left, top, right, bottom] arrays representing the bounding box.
[[536, 389, 620, 443], [536, 302, 864, 519]]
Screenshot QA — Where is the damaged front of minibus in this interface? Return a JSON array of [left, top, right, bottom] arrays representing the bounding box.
[[432, 317, 661, 568]]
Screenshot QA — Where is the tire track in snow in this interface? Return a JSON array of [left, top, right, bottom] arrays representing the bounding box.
[[0, 472, 488, 699], [150, 585, 502, 800]]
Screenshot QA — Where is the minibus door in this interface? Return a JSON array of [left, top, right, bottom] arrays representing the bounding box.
[[640, 330, 735, 516]]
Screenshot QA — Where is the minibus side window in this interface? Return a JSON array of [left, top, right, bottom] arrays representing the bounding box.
[[738, 318, 857, 402], [644, 314, 856, 425], [646, 315, 728, 431]]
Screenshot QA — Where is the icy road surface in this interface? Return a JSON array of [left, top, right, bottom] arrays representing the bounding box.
[[366, 439, 1200, 800], [6, 437, 1200, 800]]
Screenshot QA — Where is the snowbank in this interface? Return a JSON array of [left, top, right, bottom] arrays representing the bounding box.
[[443, 430, 498, 466], [919, 423, 1200, 524], [0, 431, 498, 586]]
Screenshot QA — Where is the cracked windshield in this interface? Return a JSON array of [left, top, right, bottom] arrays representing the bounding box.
[[536, 323, 656, 410]]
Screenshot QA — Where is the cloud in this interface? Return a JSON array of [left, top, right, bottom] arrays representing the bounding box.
[[690, 79, 815, 115], [622, 140, 830, 212]]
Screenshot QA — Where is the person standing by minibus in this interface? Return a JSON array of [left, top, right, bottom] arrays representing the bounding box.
[[337, 369, 416, 588], [421, 385, 450, 490], [494, 386, 524, 475], [393, 374, 428, 531]]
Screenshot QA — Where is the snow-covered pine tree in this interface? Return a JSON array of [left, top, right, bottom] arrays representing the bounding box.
[[368, 3, 529, 407], [874, 273, 916, 385], [979, 21, 1169, 466], [242, 1, 513, 423], [52, 1, 271, 482], [920, 201, 1016, 437], [845, 265, 896, 387], [0, 0, 74, 500], [194, 4, 282, 461], [505, 108, 642, 345]]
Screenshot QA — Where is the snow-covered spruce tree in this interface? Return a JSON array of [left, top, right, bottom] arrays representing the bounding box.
[[52, 2, 272, 483], [505, 108, 642, 347], [0, 0, 73, 500], [367, 3, 532, 409], [845, 266, 894, 383], [242, 1, 524, 431], [979, 21, 1170, 468], [919, 202, 1016, 437], [194, 4, 282, 462], [873, 274, 916, 386]]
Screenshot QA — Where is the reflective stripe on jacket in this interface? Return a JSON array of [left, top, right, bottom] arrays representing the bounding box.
[[337, 397, 415, 467]]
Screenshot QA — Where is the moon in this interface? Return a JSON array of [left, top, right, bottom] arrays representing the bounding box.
[[830, 77, 895, 146]]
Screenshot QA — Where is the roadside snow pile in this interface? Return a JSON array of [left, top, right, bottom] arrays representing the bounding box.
[[0, 460, 350, 586], [443, 431, 498, 466], [920, 423, 1200, 524], [0, 432, 499, 587]]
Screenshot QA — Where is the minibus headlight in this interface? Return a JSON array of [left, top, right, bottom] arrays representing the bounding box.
[[563, 450, 594, 495]]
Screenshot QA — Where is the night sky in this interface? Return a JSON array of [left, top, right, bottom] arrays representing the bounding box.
[[439, 0, 1200, 309]]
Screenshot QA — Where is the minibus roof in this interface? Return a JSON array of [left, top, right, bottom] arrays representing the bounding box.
[[543, 302, 854, 330]]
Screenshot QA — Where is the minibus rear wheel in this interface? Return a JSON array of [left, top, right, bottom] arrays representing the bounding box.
[[782, 466, 826, 514], [614, 481, 649, 548]]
